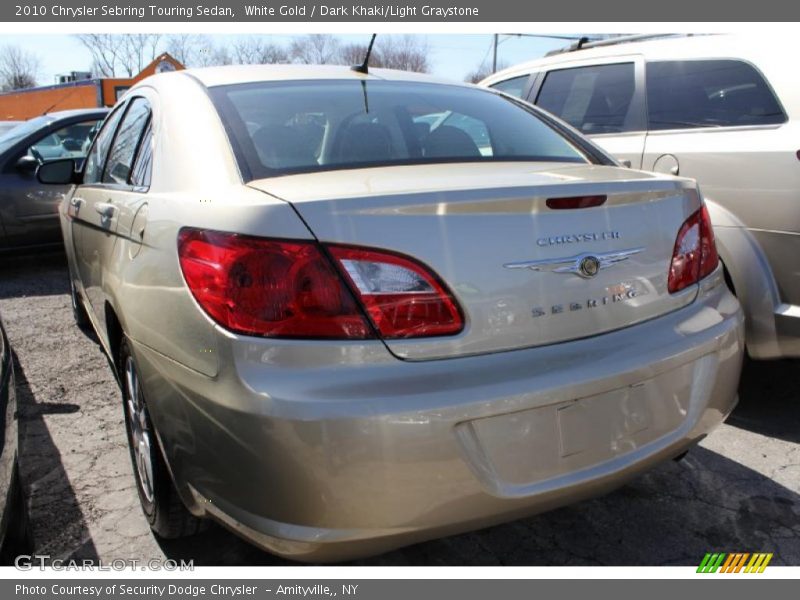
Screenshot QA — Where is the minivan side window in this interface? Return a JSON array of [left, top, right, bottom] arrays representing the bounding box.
[[103, 97, 151, 185], [83, 105, 126, 185], [646, 60, 785, 131], [490, 75, 530, 99], [535, 63, 636, 134]]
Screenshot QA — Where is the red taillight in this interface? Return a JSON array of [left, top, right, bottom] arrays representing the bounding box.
[[667, 205, 719, 294], [177, 229, 464, 340], [546, 195, 606, 210], [177, 229, 372, 339], [327, 245, 464, 339]]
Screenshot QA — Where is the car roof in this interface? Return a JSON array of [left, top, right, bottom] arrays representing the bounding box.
[[40, 108, 109, 122], [162, 64, 470, 89], [481, 33, 789, 85]]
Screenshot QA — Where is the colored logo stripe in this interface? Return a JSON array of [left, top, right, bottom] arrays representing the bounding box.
[[745, 553, 773, 573], [697, 552, 773, 573]]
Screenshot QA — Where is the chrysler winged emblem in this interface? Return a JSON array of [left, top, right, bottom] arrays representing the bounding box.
[[503, 247, 645, 279]]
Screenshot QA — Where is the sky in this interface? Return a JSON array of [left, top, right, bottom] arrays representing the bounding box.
[[0, 33, 576, 84]]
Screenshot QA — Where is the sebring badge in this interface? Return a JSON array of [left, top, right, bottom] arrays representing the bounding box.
[[503, 247, 644, 279]]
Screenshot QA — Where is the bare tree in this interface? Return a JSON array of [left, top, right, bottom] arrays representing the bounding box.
[[165, 33, 211, 67], [232, 37, 289, 65], [75, 34, 163, 77], [76, 34, 120, 77], [197, 45, 234, 67], [290, 34, 341, 65], [376, 35, 430, 73], [337, 36, 431, 72], [464, 60, 508, 84], [0, 45, 40, 91], [122, 34, 162, 75], [338, 43, 371, 67]]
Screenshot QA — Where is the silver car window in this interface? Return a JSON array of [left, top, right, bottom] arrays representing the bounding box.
[[27, 120, 100, 162]]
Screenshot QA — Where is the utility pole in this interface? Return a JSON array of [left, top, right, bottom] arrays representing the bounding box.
[[492, 33, 498, 73]]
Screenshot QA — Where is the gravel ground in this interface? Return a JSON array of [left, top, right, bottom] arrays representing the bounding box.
[[1, 252, 798, 566]]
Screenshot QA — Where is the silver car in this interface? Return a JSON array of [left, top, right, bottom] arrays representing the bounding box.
[[39, 65, 743, 562], [482, 33, 799, 360], [0, 109, 107, 252]]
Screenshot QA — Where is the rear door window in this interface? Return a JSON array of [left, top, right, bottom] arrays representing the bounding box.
[[103, 98, 151, 185], [130, 120, 153, 189], [646, 60, 785, 130], [83, 105, 125, 184], [535, 63, 636, 134]]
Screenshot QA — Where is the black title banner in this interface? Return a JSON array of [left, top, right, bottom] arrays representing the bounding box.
[[3, 0, 798, 21], [5, 579, 797, 600]]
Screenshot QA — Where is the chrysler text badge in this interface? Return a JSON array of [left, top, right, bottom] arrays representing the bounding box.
[[503, 247, 645, 279]]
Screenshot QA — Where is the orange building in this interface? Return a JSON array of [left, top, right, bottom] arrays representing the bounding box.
[[0, 53, 183, 120]]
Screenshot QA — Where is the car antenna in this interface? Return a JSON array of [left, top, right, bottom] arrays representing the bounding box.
[[41, 87, 80, 115], [351, 34, 377, 74]]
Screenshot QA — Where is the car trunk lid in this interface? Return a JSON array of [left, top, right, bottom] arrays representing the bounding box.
[[249, 162, 700, 361]]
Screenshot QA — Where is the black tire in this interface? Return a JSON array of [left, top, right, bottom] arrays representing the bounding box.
[[0, 463, 34, 565], [69, 279, 91, 330], [119, 338, 205, 539]]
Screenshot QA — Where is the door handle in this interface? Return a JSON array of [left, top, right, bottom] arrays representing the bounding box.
[[95, 202, 116, 218], [68, 197, 84, 218]]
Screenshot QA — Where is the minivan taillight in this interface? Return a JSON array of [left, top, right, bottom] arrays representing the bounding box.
[[667, 205, 719, 294], [327, 245, 464, 339], [177, 229, 464, 340], [177, 229, 372, 339]]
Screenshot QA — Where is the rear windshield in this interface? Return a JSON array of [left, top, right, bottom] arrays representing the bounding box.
[[209, 80, 589, 179]]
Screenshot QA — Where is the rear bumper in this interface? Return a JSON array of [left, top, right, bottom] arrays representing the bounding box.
[[133, 272, 744, 562]]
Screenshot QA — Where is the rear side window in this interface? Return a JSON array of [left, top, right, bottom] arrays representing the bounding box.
[[130, 120, 153, 189], [83, 106, 125, 184], [103, 98, 151, 185], [490, 75, 530, 99], [536, 63, 636, 134], [646, 60, 785, 130]]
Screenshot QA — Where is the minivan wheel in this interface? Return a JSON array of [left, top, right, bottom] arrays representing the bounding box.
[[69, 280, 91, 330], [120, 338, 205, 539]]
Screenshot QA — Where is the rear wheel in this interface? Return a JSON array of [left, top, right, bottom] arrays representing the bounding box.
[[0, 463, 34, 565], [120, 338, 205, 539]]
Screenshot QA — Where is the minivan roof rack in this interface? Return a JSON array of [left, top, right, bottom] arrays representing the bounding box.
[[544, 33, 691, 56]]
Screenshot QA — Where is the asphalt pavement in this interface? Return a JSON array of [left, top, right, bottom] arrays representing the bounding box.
[[1, 252, 798, 566]]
